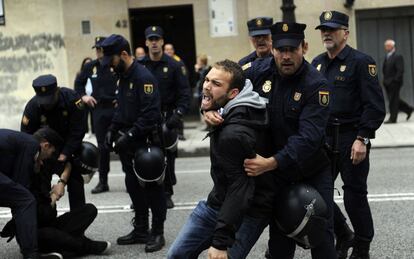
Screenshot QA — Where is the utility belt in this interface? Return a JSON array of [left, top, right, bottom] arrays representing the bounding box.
[[326, 122, 358, 136], [96, 99, 116, 109]]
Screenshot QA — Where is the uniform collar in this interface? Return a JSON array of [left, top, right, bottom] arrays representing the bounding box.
[[123, 60, 137, 78], [334, 44, 351, 61], [143, 53, 169, 63]]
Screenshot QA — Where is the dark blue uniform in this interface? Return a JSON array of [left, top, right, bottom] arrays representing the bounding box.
[[74, 59, 118, 187], [312, 45, 386, 242], [21, 87, 87, 210], [110, 59, 165, 232], [139, 53, 191, 198], [0, 129, 39, 257], [246, 58, 336, 258], [238, 51, 272, 67]]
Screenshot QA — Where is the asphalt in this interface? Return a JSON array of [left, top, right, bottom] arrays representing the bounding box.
[[83, 112, 414, 158]]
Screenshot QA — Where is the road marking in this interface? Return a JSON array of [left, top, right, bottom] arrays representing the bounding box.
[[2, 193, 414, 218]]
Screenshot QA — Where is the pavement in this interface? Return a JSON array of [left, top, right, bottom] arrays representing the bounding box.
[[83, 112, 414, 158]]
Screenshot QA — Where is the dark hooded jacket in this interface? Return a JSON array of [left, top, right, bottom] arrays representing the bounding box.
[[206, 80, 277, 250]]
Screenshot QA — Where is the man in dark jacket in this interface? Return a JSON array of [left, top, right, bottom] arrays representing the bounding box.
[[0, 128, 62, 259], [167, 59, 277, 259], [383, 38, 413, 123]]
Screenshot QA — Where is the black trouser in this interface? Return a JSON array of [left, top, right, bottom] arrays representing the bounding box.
[[119, 148, 167, 233], [92, 105, 114, 184], [385, 83, 412, 122], [0, 172, 37, 257], [67, 167, 85, 210], [164, 150, 177, 196], [38, 203, 97, 255], [268, 166, 336, 259], [327, 130, 374, 241]]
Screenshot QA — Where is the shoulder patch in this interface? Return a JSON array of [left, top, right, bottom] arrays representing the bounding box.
[[144, 84, 154, 94], [242, 62, 252, 71], [75, 99, 85, 110], [368, 64, 377, 77], [181, 66, 187, 76], [319, 91, 329, 106], [22, 115, 30, 126]]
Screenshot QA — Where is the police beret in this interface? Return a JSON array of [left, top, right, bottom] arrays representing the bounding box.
[[145, 26, 164, 39], [100, 34, 130, 66], [271, 22, 306, 48], [315, 11, 349, 30], [247, 17, 273, 36], [32, 74, 58, 105], [92, 36, 106, 49]]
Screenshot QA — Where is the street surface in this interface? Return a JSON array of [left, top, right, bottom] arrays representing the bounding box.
[[1, 147, 414, 258]]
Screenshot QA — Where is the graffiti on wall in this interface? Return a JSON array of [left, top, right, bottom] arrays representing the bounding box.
[[0, 33, 65, 118]]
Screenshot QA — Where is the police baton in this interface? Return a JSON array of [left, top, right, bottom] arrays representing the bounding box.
[[331, 118, 340, 178]]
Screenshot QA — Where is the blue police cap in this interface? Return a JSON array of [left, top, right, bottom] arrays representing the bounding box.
[[315, 11, 349, 30], [145, 26, 164, 39], [92, 36, 106, 49], [247, 17, 273, 36], [271, 22, 306, 48], [32, 74, 58, 105], [100, 34, 131, 66]]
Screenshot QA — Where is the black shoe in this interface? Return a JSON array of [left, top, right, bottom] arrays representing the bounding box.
[[117, 228, 149, 245], [350, 238, 370, 259], [40, 252, 63, 259], [384, 120, 396, 124], [89, 241, 111, 255], [336, 223, 354, 259], [145, 232, 165, 253], [166, 195, 175, 209], [407, 109, 413, 121], [91, 182, 109, 194]]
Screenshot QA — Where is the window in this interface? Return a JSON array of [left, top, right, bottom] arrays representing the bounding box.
[[81, 20, 91, 34]]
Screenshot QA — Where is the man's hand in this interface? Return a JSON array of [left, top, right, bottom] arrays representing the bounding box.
[[50, 192, 59, 207], [244, 155, 277, 176], [351, 139, 367, 165], [203, 111, 224, 126], [58, 154, 67, 162], [166, 111, 182, 129], [51, 183, 65, 200], [81, 95, 97, 108], [208, 247, 228, 259], [105, 131, 115, 150], [114, 133, 130, 153]]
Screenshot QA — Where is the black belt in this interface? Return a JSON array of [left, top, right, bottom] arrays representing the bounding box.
[[326, 123, 357, 136], [96, 101, 115, 108]]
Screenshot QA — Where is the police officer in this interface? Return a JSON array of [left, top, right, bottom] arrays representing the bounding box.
[[139, 26, 191, 209], [21, 74, 87, 211], [238, 17, 273, 68], [74, 36, 118, 194], [242, 22, 336, 258], [100, 34, 166, 252], [0, 128, 62, 259], [312, 11, 385, 259]]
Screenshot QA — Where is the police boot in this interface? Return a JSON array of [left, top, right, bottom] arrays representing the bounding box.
[[91, 178, 109, 194], [166, 194, 175, 209], [335, 222, 354, 259], [145, 228, 165, 253], [349, 237, 370, 259], [117, 216, 149, 245]]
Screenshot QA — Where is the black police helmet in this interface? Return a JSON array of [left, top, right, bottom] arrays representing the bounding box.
[[162, 123, 178, 151], [133, 145, 166, 188], [73, 142, 100, 183], [273, 183, 328, 249]]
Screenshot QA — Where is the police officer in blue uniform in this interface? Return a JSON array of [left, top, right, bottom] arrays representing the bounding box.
[[238, 17, 273, 68], [74, 36, 118, 194], [139, 26, 191, 209], [312, 11, 385, 259], [0, 128, 62, 259], [243, 22, 336, 259], [21, 74, 87, 211], [100, 34, 166, 252]]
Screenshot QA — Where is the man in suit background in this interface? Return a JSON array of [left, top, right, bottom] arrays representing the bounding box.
[[383, 39, 413, 123]]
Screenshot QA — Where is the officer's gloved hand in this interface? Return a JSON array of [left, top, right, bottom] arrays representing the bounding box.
[[104, 131, 115, 150], [113, 132, 133, 153], [166, 110, 183, 129]]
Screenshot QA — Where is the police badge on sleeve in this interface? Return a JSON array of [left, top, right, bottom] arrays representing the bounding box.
[[319, 91, 329, 106], [144, 84, 153, 94], [368, 64, 377, 77]]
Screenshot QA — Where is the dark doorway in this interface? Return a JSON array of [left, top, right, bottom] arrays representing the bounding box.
[[356, 6, 414, 107], [129, 5, 199, 116]]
